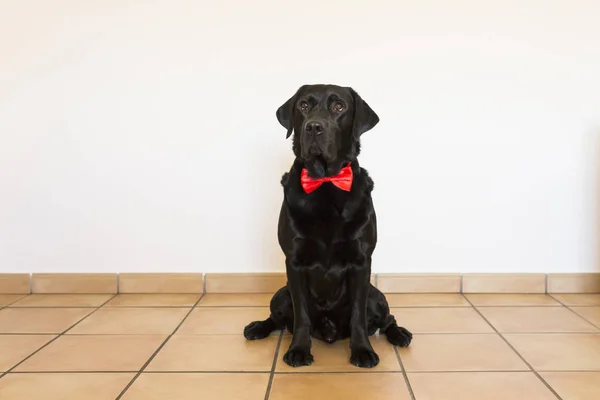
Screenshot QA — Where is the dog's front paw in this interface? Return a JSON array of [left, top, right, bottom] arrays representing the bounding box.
[[385, 325, 413, 347], [283, 347, 314, 367], [350, 348, 380, 368]]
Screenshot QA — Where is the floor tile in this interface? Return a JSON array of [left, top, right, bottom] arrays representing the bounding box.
[[177, 307, 270, 335], [121, 373, 269, 400], [0, 373, 134, 400], [409, 372, 557, 400], [465, 294, 560, 307], [505, 334, 600, 371], [392, 307, 493, 333], [67, 308, 189, 334], [384, 293, 469, 307], [477, 307, 598, 333], [15, 334, 166, 372], [398, 334, 527, 372], [105, 294, 200, 307], [541, 372, 600, 400], [571, 307, 600, 327], [147, 334, 278, 372], [0, 335, 56, 371], [269, 373, 411, 400], [0, 308, 94, 333], [553, 294, 600, 306], [0, 295, 26, 307], [276, 334, 399, 372], [10, 294, 112, 307], [197, 293, 274, 307]]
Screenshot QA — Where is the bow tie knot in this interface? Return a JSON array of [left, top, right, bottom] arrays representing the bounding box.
[[300, 163, 353, 194]]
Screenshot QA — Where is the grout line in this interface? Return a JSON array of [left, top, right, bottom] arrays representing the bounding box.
[[394, 346, 416, 400], [462, 295, 565, 400], [392, 305, 566, 309], [62, 296, 118, 334], [5, 306, 199, 309], [382, 292, 465, 295], [263, 330, 284, 400], [2, 295, 30, 308], [546, 294, 569, 309], [7, 306, 109, 309], [7, 368, 600, 375], [91, 292, 206, 295], [194, 305, 273, 308], [275, 370, 405, 375], [548, 294, 600, 331], [113, 340, 172, 399], [1, 331, 598, 337], [115, 293, 206, 400], [538, 304, 600, 307], [405, 369, 600, 374], [0, 294, 117, 380], [0, 333, 61, 336], [463, 305, 566, 308], [104, 305, 199, 309], [171, 299, 202, 336], [10, 371, 140, 374]]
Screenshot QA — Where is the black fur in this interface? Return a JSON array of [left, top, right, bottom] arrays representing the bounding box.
[[244, 84, 412, 368]]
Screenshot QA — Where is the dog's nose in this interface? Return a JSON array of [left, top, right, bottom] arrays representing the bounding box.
[[305, 121, 323, 135]]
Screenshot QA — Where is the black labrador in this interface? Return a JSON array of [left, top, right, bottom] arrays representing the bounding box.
[[244, 84, 412, 368]]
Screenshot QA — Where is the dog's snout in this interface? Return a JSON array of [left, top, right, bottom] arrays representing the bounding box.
[[305, 121, 324, 135]]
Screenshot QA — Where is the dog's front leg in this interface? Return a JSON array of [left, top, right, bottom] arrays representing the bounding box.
[[282, 258, 314, 367], [349, 258, 379, 368]]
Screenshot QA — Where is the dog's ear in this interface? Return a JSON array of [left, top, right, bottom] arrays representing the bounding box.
[[350, 88, 379, 138], [276, 95, 295, 139], [276, 86, 305, 139]]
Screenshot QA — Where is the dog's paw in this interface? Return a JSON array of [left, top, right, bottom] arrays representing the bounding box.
[[385, 325, 413, 348], [243, 321, 271, 340], [350, 348, 380, 368], [283, 347, 314, 367]]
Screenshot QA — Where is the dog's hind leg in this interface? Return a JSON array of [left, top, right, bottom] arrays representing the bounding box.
[[244, 286, 293, 340], [380, 314, 413, 347], [244, 317, 278, 340], [367, 285, 412, 347]]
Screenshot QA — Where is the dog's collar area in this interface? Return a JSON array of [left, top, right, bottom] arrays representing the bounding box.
[[300, 163, 353, 194]]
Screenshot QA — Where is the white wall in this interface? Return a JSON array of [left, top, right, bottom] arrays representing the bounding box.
[[1, 0, 599, 274]]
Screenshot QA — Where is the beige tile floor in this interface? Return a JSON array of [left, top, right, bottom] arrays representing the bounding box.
[[0, 293, 600, 399]]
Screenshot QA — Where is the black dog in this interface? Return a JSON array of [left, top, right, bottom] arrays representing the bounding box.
[[244, 84, 412, 368]]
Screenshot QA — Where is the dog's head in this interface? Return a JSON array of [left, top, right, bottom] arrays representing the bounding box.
[[276, 84, 379, 177]]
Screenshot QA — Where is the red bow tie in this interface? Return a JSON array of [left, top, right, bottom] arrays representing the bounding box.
[[300, 163, 353, 194]]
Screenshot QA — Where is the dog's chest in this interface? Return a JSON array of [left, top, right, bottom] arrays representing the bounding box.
[[291, 185, 356, 233], [306, 262, 349, 308], [302, 217, 364, 301]]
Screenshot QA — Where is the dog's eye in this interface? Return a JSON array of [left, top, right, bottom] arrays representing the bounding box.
[[299, 101, 309, 111], [332, 102, 345, 112]]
